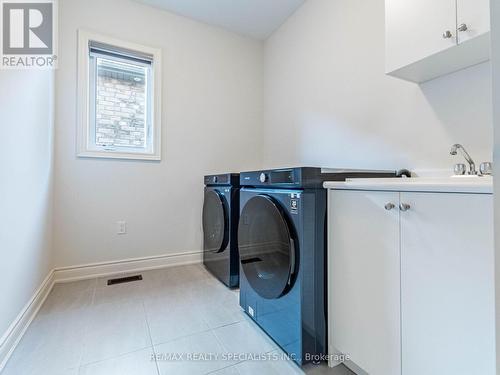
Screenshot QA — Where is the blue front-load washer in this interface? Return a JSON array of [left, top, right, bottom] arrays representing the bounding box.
[[238, 167, 396, 366]]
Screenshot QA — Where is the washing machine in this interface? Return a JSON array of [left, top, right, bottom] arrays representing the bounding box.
[[203, 173, 240, 288], [238, 167, 396, 366]]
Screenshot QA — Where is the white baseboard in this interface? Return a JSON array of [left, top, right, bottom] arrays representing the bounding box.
[[0, 250, 203, 372], [53, 250, 203, 283], [0, 270, 55, 372]]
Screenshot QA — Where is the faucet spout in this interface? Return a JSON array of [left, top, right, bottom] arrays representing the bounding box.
[[450, 144, 477, 175]]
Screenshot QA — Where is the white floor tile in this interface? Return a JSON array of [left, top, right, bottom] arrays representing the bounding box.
[[93, 279, 148, 305], [3, 264, 340, 375], [234, 355, 304, 375], [198, 301, 246, 329], [79, 347, 158, 375], [53, 279, 97, 294], [1, 310, 87, 375], [208, 366, 240, 374], [213, 320, 278, 356], [144, 265, 212, 290], [191, 280, 246, 329], [154, 330, 236, 375], [234, 353, 355, 375], [38, 280, 95, 316], [303, 363, 355, 375], [80, 300, 151, 364], [144, 293, 210, 345]]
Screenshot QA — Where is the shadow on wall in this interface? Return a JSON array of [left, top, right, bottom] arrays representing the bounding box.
[[292, 63, 493, 173], [419, 62, 493, 164], [261, 0, 492, 174], [295, 111, 415, 171]]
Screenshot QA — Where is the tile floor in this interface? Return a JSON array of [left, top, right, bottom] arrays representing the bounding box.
[[2, 264, 354, 375]]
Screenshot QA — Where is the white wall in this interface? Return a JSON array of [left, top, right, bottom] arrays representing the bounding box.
[[0, 71, 54, 338], [263, 0, 492, 173], [53, 0, 263, 267]]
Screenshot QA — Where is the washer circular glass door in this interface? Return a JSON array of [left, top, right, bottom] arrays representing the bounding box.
[[238, 195, 297, 299], [202, 190, 229, 253]]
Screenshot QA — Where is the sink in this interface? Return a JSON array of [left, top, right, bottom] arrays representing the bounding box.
[[344, 176, 491, 184], [450, 175, 485, 179], [324, 175, 493, 194]]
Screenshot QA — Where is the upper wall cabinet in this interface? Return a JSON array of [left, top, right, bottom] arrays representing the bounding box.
[[456, 0, 490, 43], [385, 0, 490, 83]]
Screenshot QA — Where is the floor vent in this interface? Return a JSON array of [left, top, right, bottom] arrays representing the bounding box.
[[107, 275, 143, 286]]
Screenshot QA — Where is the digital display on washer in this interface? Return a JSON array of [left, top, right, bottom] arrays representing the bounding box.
[[270, 169, 295, 184]]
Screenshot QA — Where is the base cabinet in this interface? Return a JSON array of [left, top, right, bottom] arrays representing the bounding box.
[[329, 190, 401, 375], [400, 192, 495, 375], [328, 189, 495, 375]]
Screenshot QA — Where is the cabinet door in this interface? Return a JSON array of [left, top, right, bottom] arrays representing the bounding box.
[[456, 0, 490, 43], [329, 190, 401, 375], [385, 0, 457, 72], [400, 192, 495, 375]]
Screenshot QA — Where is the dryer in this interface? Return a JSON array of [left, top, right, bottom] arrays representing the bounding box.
[[238, 167, 396, 366], [203, 174, 240, 288]]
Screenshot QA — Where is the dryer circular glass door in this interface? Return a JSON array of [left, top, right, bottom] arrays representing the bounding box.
[[238, 195, 297, 299], [202, 190, 229, 253]]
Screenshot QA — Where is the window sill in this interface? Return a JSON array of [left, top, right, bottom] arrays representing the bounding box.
[[77, 150, 161, 161]]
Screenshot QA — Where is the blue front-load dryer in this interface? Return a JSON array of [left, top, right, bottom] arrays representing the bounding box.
[[238, 167, 396, 366], [203, 174, 240, 288]]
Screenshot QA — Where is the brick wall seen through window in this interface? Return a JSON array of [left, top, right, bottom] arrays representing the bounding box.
[[95, 63, 146, 148]]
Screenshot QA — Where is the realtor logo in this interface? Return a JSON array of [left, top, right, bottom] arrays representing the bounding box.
[[1, 0, 57, 68]]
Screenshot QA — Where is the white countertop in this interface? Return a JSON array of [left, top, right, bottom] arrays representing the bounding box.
[[323, 176, 493, 194]]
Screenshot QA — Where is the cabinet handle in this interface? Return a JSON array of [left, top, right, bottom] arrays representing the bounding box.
[[384, 203, 395, 211], [442, 30, 453, 39], [399, 203, 411, 212], [457, 23, 468, 32]]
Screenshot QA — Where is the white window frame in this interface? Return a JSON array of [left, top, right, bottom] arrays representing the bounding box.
[[77, 30, 162, 161]]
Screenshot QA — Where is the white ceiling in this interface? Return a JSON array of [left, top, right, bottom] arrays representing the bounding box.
[[134, 0, 306, 39]]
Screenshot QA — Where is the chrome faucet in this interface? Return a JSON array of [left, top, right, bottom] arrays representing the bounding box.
[[450, 144, 478, 175]]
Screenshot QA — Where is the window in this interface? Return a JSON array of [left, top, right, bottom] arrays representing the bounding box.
[[77, 31, 162, 160]]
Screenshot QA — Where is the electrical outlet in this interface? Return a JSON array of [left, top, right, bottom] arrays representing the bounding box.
[[117, 221, 127, 235]]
